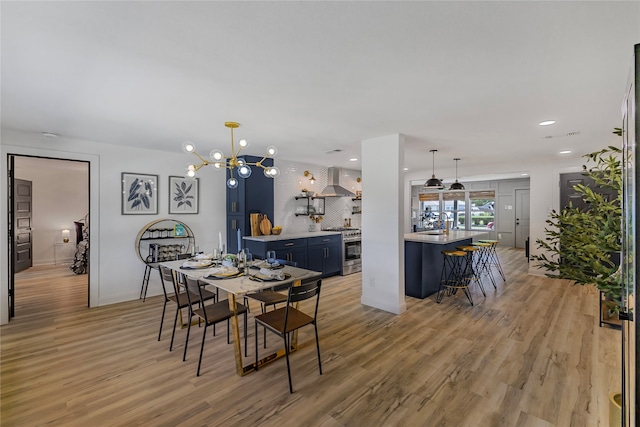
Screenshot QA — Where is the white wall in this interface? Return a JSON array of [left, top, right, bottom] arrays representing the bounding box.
[[14, 157, 89, 265], [1, 129, 227, 324]]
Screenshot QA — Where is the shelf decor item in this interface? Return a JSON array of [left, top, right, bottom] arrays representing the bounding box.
[[181, 121, 280, 189], [121, 172, 158, 215], [174, 223, 186, 237], [169, 176, 199, 214]]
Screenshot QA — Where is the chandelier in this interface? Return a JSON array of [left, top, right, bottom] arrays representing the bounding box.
[[182, 121, 280, 189]]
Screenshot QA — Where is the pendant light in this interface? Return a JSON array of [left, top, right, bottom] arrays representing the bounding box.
[[449, 158, 465, 190], [424, 149, 444, 189]]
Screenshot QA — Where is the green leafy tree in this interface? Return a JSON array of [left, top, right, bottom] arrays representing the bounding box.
[[531, 145, 622, 308]]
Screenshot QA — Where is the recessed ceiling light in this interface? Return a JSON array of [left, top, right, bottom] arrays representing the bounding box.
[[560, 150, 572, 154], [41, 132, 58, 138], [521, 173, 528, 176], [404, 167, 409, 171], [539, 120, 556, 126], [349, 158, 358, 162]]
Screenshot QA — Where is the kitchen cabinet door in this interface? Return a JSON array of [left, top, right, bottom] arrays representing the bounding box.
[[275, 247, 307, 268], [323, 242, 341, 276]]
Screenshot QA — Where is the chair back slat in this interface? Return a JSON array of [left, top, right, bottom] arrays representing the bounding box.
[[287, 281, 321, 304], [183, 276, 208, 322], [159, 265, 181, 296]]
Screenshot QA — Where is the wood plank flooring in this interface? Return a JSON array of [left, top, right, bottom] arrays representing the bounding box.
[[1, 249, 621, 426]]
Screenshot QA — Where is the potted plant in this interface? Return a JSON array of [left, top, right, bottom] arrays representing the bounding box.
[[531, 144, 622, 314]]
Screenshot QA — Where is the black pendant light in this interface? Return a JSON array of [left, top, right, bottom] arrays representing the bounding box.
[[424, 149, 444, 189], [449, 158, 465, 190]]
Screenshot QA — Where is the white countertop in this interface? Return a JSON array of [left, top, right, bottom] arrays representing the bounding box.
[[243, 230, 341, 242], [404, 230, 488, 244]]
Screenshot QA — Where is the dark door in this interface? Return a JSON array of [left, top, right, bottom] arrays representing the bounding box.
[[560, 172, 617, 211], [14, 179, 33, 273]]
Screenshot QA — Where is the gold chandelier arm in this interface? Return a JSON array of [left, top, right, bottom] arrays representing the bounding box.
[[192, 151, 208, 164], [254, 157, 269, 170]]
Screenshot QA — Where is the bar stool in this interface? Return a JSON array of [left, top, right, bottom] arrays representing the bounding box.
[[471, 242, 496, 289], [457, 245, 486, 298], [479, 239, 506, 281], [437, 250, 474, 306]]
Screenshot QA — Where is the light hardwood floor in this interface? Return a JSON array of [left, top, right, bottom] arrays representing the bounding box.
[[1, 249, 621, 426]]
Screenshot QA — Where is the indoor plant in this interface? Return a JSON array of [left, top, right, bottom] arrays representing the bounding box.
[[531, 144, 622, 311]]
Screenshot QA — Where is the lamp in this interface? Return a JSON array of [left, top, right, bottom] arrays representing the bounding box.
[[61, 229, 70, 243], [304, 170, 316, 184], [449, 158, 465, 190], [424, 149, 444, 189], [182, 121, 280, 189]]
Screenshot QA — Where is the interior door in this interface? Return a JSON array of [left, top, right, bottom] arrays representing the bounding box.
[[8, 156, 15, 319], [515, 189, 529, 249], [14, 178, 33, 273]]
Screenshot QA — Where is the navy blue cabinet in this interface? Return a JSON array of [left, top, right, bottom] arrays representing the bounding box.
[[307, 234, 341, 277], [244, 237, 308, 268], [244, 234, 341, 276], [226, 155, 274, 254]]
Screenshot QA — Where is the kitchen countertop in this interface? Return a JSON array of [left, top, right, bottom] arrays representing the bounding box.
[[404, 230, 488, 244], [243, 230, 341, 242]]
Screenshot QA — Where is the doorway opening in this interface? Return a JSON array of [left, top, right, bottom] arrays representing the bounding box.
[[8, 155, 90, 321]]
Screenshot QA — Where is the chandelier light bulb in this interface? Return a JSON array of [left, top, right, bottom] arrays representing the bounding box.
[[186, 169, 197, 178], [210, 149, 224, 162], [227, 177, 239, 189], [213, 162, 223, 169], [266, 146, 278, 157], [264, 166, 280, 178], [187, 164, 196, 172], [238, 165, 252, 178], [238, 139, 249, 148], [182, 141, 196, 154]]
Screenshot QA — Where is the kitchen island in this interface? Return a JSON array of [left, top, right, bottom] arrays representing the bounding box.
[[404, 230, 488, 299]]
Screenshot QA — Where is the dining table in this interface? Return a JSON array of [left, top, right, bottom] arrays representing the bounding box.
[[160, 258, 322, 376]]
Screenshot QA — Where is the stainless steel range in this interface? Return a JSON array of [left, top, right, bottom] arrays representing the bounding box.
[[323, 227, 361, 275]]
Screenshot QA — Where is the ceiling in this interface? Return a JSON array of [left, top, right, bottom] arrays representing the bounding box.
[[2, 2, 639, 182]]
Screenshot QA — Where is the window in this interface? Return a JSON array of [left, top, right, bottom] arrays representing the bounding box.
[[469, 191, 495, 230], [418, 193, 440, 229], [443, 192, 465, 229]]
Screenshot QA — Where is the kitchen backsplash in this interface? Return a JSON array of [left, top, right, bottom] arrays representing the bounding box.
[[273, 160, 362, 233]]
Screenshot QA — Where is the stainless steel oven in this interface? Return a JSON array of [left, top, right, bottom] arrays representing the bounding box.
[[341, 229, 361, 275]]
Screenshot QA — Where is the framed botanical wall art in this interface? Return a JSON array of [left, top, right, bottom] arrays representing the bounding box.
[[121, 172, 158, 215], [169, 176, 199, 214]]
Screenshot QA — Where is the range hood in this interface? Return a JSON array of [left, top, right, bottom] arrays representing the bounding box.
[[318, 167, 356, 197]]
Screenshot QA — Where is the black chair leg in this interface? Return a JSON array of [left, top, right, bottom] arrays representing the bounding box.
[[158, 300, 167, 341], [169, 308, 179, 351], [284, 333, 293, 393], [262, 304, 267, 348], [254, 319, 259, 371], [197, 325, 207, 376], [244, 311, 248, 357], [314, 323, 322, 375], [183, 311, 192, 361]]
